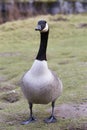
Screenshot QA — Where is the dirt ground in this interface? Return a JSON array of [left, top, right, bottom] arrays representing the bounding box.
[[48, 103, 87, 130], [54, 103, 87, 119]]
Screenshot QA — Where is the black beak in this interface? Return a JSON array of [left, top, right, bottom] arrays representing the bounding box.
[[35, 25, 41, 31]]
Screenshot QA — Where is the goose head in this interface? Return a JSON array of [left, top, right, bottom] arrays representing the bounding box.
[[35, 20, 49, 32]]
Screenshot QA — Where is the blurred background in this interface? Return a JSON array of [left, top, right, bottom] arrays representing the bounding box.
[[0, 1, 87, 129], [0, 0, 87, 24]]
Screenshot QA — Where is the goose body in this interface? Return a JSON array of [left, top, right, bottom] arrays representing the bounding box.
[[22, 60, 62, 104], [21, 20, 63, 124]]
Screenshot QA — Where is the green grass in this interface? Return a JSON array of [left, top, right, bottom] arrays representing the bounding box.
[[0, 14, 87, 130]]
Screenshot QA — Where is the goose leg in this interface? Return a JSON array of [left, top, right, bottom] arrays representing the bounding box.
[[44, 101, 57, 123], [21, 103, 37, 125]]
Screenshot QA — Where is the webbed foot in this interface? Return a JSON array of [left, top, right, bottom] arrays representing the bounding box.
[[21, 116, 37, 125], [44, 115, 57, 123]]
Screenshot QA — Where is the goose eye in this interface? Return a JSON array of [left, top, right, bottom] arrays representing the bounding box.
[[38, 21, 46, 30], [41, 24, 45, 30]]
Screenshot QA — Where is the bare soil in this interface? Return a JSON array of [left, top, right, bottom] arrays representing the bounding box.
[[48, 103, 87, 130], [0, 52, 21, 57], [54, 103, 87, 119]]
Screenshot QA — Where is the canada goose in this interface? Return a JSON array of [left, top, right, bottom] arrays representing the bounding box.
[[21, 20, 63, 124]]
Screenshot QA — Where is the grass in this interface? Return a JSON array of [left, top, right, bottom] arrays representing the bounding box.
[[0, 14, 87, 130]]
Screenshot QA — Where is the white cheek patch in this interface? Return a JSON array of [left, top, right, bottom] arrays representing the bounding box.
[[42, 23, 48, 32]]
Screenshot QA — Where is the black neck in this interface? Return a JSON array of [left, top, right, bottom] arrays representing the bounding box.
[[36, 30, 49, 61]]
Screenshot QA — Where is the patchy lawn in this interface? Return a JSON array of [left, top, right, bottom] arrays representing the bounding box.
[[0, 14, 87, 130]]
